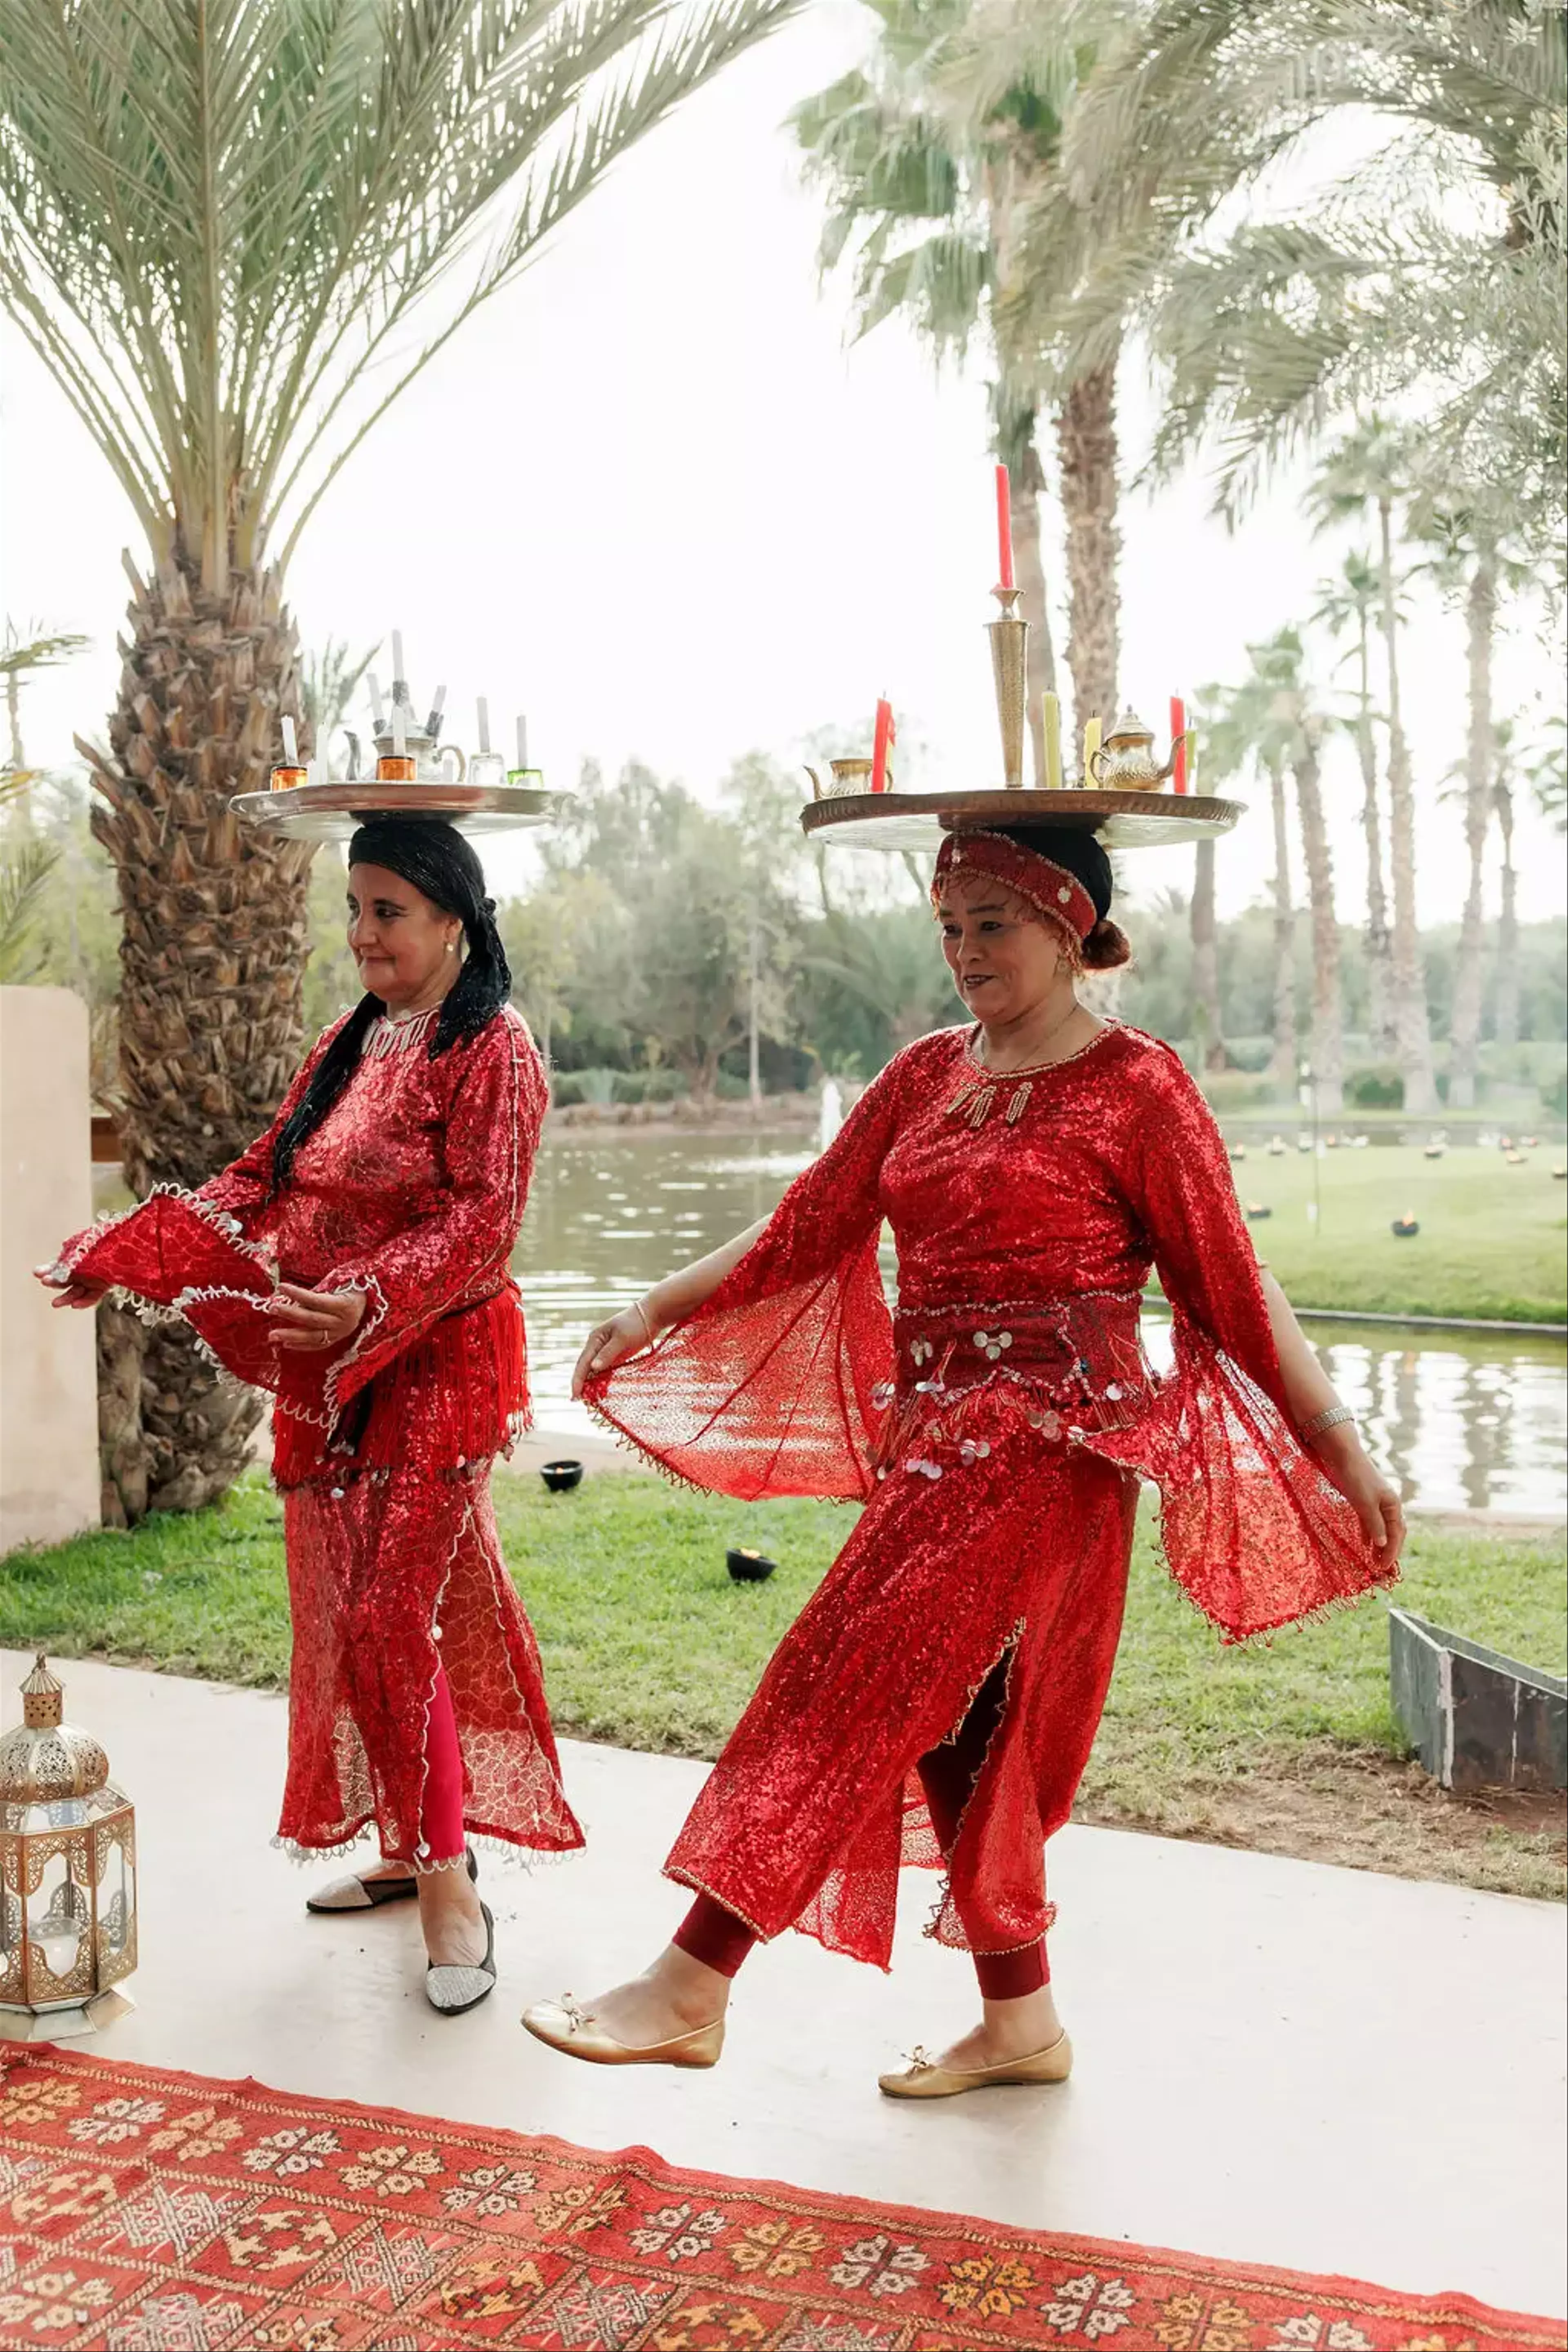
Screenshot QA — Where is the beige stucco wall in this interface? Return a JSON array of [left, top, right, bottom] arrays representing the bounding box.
[[0, 987, 100, 1550]]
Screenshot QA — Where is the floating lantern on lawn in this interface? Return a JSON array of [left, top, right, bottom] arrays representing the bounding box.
[[727, 1548, 777, 1584], [0, 1657, 136, 2042], [1392, 1212, 1420, 1239]]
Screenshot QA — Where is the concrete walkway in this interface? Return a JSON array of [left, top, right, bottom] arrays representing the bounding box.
[[4, 1649, 1563, 2323]]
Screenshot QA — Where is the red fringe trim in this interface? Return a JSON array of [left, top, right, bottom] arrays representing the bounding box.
[[272, 1288, 527, 1487]]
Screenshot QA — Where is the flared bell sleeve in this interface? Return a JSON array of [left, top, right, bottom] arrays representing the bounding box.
[[585, 1049, 915, 1500], [312, 1010, 546, 1415], [1084, 1040, 1392, 1641]]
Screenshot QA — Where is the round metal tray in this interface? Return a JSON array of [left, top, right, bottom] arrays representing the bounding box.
[[230, 780, 562, 841], [800, 786, 1245, 850]]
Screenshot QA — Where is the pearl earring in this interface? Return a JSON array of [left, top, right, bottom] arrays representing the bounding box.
[[445, 941, 456, 955]]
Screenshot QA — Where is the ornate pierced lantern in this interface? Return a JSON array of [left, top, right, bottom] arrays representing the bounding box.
[[0, 1656, 136, 2040]]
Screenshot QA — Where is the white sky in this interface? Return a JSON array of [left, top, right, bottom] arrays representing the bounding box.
[[2, 2, 1564, 928]]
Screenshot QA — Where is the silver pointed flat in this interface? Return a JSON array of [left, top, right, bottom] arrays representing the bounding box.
[[425, 1901, 497, 2017]]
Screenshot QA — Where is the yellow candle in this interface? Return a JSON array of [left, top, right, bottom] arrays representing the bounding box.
[[1083, 714, 1102, 781], [1043, 692, 1063, 790]]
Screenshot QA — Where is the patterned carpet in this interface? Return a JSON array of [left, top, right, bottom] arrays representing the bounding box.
[[0, 2047, 1559, 2351]]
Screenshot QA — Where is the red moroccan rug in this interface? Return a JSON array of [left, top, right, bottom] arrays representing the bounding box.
[[0, 2048, 1559, 2352]]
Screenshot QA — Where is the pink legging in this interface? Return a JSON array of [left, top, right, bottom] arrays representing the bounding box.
[[417, 1664, 468, 1865], [673, 1657, 1048, 1998]]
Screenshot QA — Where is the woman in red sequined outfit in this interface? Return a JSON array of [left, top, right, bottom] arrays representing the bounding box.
[[44, 820, 581, 2014], [524, 823, 1401, 2090]]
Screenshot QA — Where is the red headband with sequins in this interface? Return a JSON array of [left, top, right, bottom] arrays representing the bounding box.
[[931, 831, 1099, 943]]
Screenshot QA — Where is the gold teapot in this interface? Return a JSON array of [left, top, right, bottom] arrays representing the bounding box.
[[1088, 709, 1185, 793], [804, 758, 877, 800]]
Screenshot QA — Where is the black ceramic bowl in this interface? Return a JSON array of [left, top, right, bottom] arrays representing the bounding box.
[[540, 1459, 584, 1494], [726, 1547, 777, 1584]]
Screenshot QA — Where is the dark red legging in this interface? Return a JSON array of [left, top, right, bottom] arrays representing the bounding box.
[[417, 1664, 468, 1865], [674, 1657, 1048, 1998]]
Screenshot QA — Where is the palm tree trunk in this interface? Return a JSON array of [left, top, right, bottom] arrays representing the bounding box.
[[1354, 612, 1395, 1054], [1377, 496, 1437, 1112], [1492, 782, 1520, 1049], [1055, 359, 1120, 752], [1269, 761, 1297, 1091], [79, 553, 315, 1519], [1293, 728, 1344, 1115], [1190, 838, 1225, 1071], [1012, 417, 1058, 787], [1448, 553, 1495, 1110]]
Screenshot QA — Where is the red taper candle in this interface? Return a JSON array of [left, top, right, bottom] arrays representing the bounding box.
[[871, 698, 895, 792], [1170, 696, 1188, 793], [994, 463, 1015, 592]]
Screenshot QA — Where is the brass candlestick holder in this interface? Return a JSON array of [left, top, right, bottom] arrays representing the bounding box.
[[987, 587, 1028, 789]]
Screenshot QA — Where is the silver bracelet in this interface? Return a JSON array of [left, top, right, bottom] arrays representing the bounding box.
[[1298, 1403, 1356, 1443]]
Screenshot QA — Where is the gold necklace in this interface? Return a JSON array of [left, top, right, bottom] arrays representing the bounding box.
[[947, 1014, 1105, 1132]]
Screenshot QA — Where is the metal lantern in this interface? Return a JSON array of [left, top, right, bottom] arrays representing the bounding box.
[[0, 1655, 136, 2040]]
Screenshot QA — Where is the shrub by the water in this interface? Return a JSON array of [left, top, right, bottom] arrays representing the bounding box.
[[1346, 1065, 1405, 1110]]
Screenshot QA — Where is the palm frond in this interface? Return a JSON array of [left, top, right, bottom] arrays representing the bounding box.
[[0, 833, 62, 982], [0, 0, 802, 581]]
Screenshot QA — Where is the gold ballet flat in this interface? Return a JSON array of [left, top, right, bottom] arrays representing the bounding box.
[[522, 1994, 725, 2070], [878, 2030, 1073, 2100]]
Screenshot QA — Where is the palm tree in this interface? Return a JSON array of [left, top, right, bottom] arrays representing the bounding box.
[[1196, 664, 1298, 1094], [1308, 551, 1394, 1054], [1307, 422, 1436, 1112], [1256, 629, 1343, 1114], [0, 0, 794, 1515], [1410, 497, 1531, 1109], [1050, 0, 1565, 552], [1489, 720, 1521, 1056], [793, 1, 1120, 763], [1188, 836, 1225, 1073]]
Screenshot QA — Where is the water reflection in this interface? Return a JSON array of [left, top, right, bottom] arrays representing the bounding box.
[[516, 1130, 1567, 1515]]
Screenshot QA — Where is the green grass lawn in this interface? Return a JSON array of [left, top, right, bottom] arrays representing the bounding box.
[[4, 1470, 1562, 1897], [1209, 1142, 1566, 1322]]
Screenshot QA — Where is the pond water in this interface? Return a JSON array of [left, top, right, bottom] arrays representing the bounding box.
[[516, 1129, 1568, 1518]]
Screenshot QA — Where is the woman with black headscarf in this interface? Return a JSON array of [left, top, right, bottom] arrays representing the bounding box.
[[45, 819, 582, 2014]]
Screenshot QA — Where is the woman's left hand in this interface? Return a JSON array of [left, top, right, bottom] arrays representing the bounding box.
[[1312, 1425, 1405, 1569], [267, 1283, 368, 1354]]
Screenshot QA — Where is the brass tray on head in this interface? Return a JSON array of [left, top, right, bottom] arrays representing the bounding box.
[[230, 780, 561, 842], [800, 786, 1244, 851]]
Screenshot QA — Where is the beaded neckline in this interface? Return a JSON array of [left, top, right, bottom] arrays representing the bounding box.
[[962, 1018, 1118, 1083]]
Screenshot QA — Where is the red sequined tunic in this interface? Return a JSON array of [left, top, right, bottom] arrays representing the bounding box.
[[588, 1021, 1389, 1968], [49, 1005, 582, 1869]]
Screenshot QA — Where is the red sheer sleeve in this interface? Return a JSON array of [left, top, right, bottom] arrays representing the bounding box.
[[585, 1049, 917, 1500], [1086, 1039, 1391, 1642], [314, 1010, 546, 1413]]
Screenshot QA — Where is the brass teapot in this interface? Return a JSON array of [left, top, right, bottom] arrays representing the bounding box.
[[1088, 709, 1185, 793], [804, 757, 877, 800]]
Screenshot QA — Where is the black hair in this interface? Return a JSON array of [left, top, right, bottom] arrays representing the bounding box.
[[984, 822, 1131, 970], [270, 818, 512, 1196]]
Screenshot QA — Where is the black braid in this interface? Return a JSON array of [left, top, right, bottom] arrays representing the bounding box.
[[270, 819, 512, 1197]]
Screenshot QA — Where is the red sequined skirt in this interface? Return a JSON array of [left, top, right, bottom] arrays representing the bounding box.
[[665, 1322, 1142, 1968]]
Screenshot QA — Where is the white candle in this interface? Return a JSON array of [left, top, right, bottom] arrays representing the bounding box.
[[426, 682, 446, 734], [392, 630, 405, 690], [516, 714, 528, 771], [281, 714, 298, 765], [368, 673, 385, 727], [477, 696, 490, 753], [392, 698, 406, 755]]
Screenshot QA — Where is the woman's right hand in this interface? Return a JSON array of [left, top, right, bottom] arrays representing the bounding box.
[[572, 1303, 656, 1396], [45, 1274, 109, 1310]]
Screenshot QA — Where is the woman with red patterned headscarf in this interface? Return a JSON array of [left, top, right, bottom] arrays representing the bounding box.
[[42, 819, 582, 2016], [523, 822, 1401, 2095]]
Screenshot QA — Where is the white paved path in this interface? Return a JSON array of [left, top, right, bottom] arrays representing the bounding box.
[[4, 1650, 1563, 2323]]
